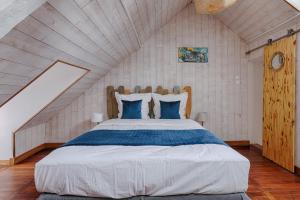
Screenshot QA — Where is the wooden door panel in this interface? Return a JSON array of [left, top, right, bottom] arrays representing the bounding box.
[[263, 35, 296, 172]]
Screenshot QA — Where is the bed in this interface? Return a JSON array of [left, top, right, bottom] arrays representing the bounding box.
[[36, 86, 250, 200]]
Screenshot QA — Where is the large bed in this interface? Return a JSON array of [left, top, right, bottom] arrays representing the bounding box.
[[36, 119, 250, 200], [35, 86, 250, 200]]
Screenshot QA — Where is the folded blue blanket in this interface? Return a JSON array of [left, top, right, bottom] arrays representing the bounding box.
[[63, 129, 226, 147]]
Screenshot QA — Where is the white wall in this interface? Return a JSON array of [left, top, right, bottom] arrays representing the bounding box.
[[45, 5, 258, 144], [15, 123, 45, 156], [0, 61, 87, 160], [246, 60, 263, 145]]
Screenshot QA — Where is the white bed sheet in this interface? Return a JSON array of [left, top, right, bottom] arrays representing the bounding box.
[[35, 119, 250, 199]]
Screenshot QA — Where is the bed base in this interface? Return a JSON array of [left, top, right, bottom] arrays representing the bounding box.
[[38, 193, 250, 200]]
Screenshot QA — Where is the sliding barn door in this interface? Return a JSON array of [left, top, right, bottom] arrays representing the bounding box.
[[263, 35, 296, 172]]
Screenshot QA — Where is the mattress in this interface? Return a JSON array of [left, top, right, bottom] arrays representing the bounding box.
[[35, 119, 250, 199]]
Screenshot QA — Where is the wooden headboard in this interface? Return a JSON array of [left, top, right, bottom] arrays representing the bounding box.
[[106, 86, 192, 119]]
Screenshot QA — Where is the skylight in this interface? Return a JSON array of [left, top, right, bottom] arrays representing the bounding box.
[[285, 0, 300, 11], [0, 61, 88, 160]]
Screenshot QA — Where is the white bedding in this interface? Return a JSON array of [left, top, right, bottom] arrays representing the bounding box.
[[35, 119, 250, 199]]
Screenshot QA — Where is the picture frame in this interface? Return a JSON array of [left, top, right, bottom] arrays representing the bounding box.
[[178, 47, 208, 63]]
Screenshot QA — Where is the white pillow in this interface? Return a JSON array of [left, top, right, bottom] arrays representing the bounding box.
[[152, 92, 188, 119], [115, 92, 152, 119]]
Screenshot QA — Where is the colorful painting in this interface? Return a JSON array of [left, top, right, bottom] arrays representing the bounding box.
[[178, 47, 208, 63]]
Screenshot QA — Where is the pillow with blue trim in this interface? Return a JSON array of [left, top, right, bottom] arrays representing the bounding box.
[[152, 92, 187, 119], [160, 100, 180, 119], [115, 92, 152, 119], [121, 100, 142, 119]]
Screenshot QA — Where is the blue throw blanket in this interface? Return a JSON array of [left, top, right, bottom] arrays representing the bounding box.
[[63, 129, 226, 147]]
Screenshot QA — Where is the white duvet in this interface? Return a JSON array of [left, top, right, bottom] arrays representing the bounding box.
[[35, 119, 250, 199]]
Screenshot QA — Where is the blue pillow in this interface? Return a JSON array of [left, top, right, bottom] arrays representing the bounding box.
[[160, 101, 180, 119], [121, 100, 142, 119]]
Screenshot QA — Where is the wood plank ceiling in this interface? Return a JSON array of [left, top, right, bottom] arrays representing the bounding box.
[[0, 0, 191, 127], [216, 0, 299, 43], [0, 0, 48, 39]]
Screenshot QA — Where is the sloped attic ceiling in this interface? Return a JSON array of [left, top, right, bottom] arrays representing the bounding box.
[[216, 0, 300, 43], [0, 0, 191, 127]]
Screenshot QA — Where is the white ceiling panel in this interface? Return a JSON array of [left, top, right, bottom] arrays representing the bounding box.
[[216, 0, 299, 43]]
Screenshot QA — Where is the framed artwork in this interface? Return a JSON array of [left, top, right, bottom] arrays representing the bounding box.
[[178, 47, 208, 63]]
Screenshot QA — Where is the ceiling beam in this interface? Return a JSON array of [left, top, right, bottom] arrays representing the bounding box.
[[0, 0, 47, 40]]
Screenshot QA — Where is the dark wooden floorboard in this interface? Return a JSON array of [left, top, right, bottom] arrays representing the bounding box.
[[0, 148, 300, 200]]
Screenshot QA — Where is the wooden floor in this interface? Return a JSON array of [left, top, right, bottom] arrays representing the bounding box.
[[0, 147, 300, 200]]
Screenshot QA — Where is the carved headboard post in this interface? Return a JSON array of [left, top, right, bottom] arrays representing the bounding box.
[[106, 86, 114, 119], [107, 86, 125, 119], [106, 86, 192, 119], [183, 86, 192, 118]]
